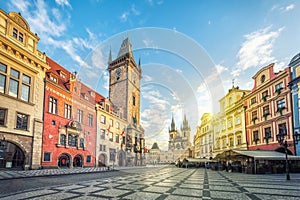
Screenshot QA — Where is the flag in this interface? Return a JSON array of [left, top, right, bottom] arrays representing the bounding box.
[[107, 125, 110, 135], [121, 128, 125, 136]]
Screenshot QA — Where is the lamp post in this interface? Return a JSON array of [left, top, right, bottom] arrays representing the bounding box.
[[293, 131, 300, 155], [0, 135, 7, 168], [276, 128, 290, 180]]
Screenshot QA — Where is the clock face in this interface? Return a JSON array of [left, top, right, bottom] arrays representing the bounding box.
[[115, 68, 122, 77]]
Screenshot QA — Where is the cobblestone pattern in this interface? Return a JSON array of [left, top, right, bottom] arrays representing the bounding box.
[[1, 167, 300, 199]]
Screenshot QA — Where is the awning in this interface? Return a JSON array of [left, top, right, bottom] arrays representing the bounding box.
[[234, 150, 300, 161], [183, 158, 216, 163], [214, 150, 300, 161]]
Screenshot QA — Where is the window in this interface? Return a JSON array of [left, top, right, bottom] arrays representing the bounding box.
[[275, 82, 284, 90], [253, 130, 259, 141], [116, 134, 119, 143], [252, 110, 258, 120], [100, 144, 107, 151], [21, 74, 30, 102], [235, 116, 241, 125], [277, 98, 286, 109], [84, 94, 88, 100], [116, 122, 120, 129], [86, 155, 91, 163], [0, 64, 31, 100], [50, 75, 57, 83], [260, 75, 266, 83], [278, 123, 287, 135], [262, 90, 268, 98], [88, 114, 93, 127], [263, 105, 270, 115], [79, 138, 84, 148], [16, 113, 29, 130], [237, 136, 242, 145], [64, 104, 72, 119], [51, 120, 56, 125], [49, 97, 58, 114], [13, 28, 18, 38], [9, 68, 19, 98], [60, 72, 66, 78], [100, 129, 105, 139], [100, 115, 106, 124], [0, 108, 7, 126], [106, 104, 109, 112], [68, 134, 77, 147], [265, 127, 272, 138], [12, 28, 24, 43], [60, 134, 66, 145], [132, 96, 136, 106], [109, 119, 113, 127], [43, 152, 51, 162], [18, 32, 23, 42], [0, 63, 7, 93], [251, 97, 256, 105], [229, 138, 233, 146], [109, 132, 113, 142], [77, 109, 83, 123]]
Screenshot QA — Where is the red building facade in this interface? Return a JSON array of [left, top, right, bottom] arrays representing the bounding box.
[[42, 57, 97, 168], [244, 63, 294, 154]]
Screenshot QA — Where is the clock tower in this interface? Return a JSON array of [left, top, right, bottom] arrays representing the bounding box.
[[108, 37, 144, 166]]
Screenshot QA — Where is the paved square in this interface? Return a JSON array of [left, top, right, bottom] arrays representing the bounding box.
[[1, 166, 300, 200]]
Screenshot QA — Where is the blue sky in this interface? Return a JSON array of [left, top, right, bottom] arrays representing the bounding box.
[[2, 0, 300, 150]]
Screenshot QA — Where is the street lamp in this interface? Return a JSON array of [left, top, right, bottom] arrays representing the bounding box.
[[0, 135, 7, 167], [276, 128, 290, 180]]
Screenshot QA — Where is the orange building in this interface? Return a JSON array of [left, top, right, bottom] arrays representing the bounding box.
[[244, 63, 294, 154], [42, 57, 97, 168]]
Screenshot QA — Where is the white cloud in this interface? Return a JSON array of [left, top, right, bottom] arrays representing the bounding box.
[[232, 26, 284, 77], [120, 12, 130, 22], [147, 0, 164, 6], [55, 0, 72, 8], [176, 69, 182, 73], [216, 64, 228, 73], [142, 38, 155, 48], [120, 4, 140, 22], [143, 75, 153, 82], [271, 4, 295, 12], [285, 4, 295, 11]]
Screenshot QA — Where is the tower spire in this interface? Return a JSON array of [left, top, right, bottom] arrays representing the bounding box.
[[170, 115, 176, 132], [108, 47, 112, 65], [117, 36, 133, 58]]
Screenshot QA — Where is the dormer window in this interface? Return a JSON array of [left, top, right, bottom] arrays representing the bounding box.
[[84, 94, 89, 100], [260, 75, 266, 83], [12, 28, 24, 43], [50, 75, 57, 83], [60, 72, 66, 79], [89, 91, 95, 97]]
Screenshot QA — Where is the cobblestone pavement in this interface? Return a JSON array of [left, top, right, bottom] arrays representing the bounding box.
[[1, 166, 300, 200]]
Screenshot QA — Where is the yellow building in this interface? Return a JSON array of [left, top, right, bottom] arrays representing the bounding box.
[[195, 113, 213, 159], [0, 10, 49, 169], [193, 129, 201, 158], [96, 97, 129, 167], [213, 85, 250, 157]]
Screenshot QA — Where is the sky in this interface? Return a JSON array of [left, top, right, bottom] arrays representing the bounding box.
[[2, 0, 300, 151]]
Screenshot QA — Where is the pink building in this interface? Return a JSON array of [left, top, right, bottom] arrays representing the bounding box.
[[244, 63, 294, 154]]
